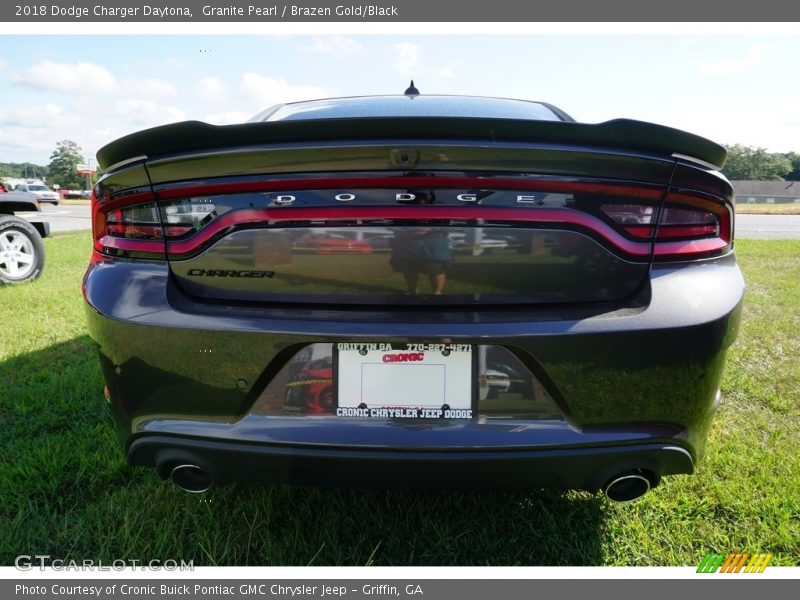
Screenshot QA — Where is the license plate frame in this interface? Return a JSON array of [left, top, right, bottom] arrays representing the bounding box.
[[334, 343, 476, 419]]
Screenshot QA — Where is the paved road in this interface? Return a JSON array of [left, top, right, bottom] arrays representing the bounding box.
[[13, 204, 800, 240], [17, 203, 92, 233], [735, 214, 800, 240]]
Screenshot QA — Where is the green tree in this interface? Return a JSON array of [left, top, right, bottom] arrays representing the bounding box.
[[722, 144, 792, 181], [47, 139, 86, 189], [781, 152, 800, 181]]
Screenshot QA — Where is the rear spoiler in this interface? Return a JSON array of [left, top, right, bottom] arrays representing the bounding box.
[[97, 117, 726, 172]]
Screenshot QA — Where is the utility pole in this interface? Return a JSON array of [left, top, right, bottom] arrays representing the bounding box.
[[85, 158, 93, 192]]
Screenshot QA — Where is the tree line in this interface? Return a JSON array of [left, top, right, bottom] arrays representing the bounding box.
[[1, 140, 98, 190], [0, 162, 48, 180], [722, 145, 800, 181]]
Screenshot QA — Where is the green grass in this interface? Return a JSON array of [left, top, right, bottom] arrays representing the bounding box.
[[1, 232, 798, 566]]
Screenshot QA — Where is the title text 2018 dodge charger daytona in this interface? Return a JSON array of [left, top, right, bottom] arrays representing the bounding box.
[[83, 93, 743, 501]]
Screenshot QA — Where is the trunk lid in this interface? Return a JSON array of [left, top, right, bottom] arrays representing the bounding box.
[[147, 142, 673, 306]]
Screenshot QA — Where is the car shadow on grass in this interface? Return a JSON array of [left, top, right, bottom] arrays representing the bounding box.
[[0, 335, 605, 567], [204, 484, 608, 566]]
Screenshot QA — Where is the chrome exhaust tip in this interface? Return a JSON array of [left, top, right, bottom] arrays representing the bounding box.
[[603, 472, 651, 503], [169, 464, 213, 494]]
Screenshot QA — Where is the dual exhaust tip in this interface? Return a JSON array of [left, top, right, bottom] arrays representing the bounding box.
[[169, 464, 213, 494], [603, 471, 652, 503]]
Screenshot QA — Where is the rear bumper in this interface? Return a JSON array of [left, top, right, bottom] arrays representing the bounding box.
[[84, 251, 743, 487], [130, 435, 693, 491]]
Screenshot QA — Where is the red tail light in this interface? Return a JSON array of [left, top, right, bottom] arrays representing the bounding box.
[[105, 204, 163, 240], [601, 190, 731, 259], [653, 190, 731, 258], [599, 204, 657, 238], [92, 192, 165, 258], [161, 197, 218, 239], [655, 205, 719, 239]]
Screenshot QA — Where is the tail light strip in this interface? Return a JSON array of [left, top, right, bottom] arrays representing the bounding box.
[[163, 206, 653, 259], [92, 174, 731, 260]]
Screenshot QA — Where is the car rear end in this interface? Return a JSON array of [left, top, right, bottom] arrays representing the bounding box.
[[83, 96, 743, 498]]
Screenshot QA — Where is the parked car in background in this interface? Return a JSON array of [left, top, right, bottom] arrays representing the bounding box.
[[0, 182, 49, 284], [284, 356, 335, 413], [481, 368, 512, 399], [487, 361, 527, 394], [448, 230, 510, 255], [84, 92, 743, 501], [296, 230, 373, 255], [59, 189, 94, 200], [14, 182, 60, 205]]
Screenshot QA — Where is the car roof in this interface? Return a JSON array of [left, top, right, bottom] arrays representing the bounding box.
[[249, 95, 574, 124]]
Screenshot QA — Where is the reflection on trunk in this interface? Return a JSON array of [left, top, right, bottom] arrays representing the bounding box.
[[171, 226, 646, 304]]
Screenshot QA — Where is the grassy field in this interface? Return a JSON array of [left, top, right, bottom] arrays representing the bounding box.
[[0, 232, 798, 566]]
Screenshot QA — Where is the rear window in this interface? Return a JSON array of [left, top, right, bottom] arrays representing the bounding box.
[[252, 96, 563, 123]]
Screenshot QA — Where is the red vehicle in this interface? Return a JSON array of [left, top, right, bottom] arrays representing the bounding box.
[[285, 357, 335, 413], [299, 231, 373, 255]]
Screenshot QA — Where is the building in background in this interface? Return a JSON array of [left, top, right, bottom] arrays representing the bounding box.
[[732, 181, 800, 204]]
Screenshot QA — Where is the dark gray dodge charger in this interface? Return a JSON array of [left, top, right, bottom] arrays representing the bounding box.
[[83, 93, 744, 501]]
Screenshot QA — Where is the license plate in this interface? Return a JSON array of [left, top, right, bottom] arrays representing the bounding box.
[[335, 343, 474, 418]]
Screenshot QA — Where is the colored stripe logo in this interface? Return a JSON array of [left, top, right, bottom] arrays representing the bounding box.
[[697, 552, 772, 573]]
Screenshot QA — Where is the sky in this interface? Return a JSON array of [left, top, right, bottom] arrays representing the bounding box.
[[1, 33, 799, 165]]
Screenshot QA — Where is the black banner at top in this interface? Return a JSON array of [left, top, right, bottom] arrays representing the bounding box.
[[2, 0, 800, 22]]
